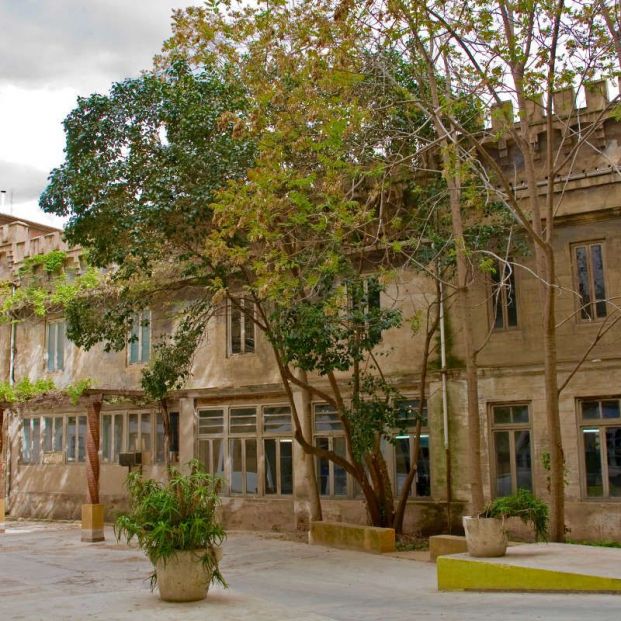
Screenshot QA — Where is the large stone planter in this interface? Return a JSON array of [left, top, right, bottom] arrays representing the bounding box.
[[462, 516, 507, 557], [155, 547, 222, 602]]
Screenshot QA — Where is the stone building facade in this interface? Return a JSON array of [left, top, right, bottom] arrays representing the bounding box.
[[1, 88, 621, 540]]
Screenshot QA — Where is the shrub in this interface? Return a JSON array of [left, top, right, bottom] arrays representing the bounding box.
[[114, 460, 226, 588], [481, 489, 549, 542]]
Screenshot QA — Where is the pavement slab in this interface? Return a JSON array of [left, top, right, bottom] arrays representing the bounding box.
[[1, 521, 621, 620]]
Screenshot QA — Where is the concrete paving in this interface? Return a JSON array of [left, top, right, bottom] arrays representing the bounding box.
[[1, 520, 621, 620]]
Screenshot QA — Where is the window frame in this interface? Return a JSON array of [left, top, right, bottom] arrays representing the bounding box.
[[392, 398, 431, 499], [577, 397, 621, 500], [571, 241, 608, 322], [227, 297, 256, 356], [489, 402, 533, 498], [196, 403, 294, 497], [127, 309, 151, 365], [488, 260, 519, 331], [46, 319, 66, 372], [313, 402, 351, 498]]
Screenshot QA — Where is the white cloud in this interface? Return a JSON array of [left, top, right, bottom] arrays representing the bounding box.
[[0, 0, 200, 227]]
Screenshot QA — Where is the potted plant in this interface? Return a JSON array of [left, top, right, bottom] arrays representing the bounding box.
[[463, 489, 549, 557], [114, 460, 226, 602]]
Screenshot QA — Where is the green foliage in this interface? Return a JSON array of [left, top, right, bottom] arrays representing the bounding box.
[[0, 248, 100, 321], [20, 250, 68, 275], [114, 461, 226, 589], [65, 378, 93, 406], [41, 59, 255, 272], [481, 489, 549, 542], [0, 377, 56, 404], [141, 306, 210, 401]]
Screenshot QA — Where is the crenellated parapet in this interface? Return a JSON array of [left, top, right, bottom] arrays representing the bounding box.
[[0, 219, 82, 281]]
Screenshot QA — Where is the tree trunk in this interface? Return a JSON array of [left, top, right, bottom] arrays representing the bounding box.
[[159, 398, 172, 478]]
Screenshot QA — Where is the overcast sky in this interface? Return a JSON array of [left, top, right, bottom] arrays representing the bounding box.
[[0, 0, 199, 228]]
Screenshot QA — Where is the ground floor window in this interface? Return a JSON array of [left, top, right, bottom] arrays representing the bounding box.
[[490, 403, 532, 497], [21, 415, 86, 464], [197, 404, 293, 496], [393, 399, 430, 498], [579, 398, 621, 498], [101, 410, 177, 465]]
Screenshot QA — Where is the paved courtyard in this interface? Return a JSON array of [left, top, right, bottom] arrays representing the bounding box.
[[1, 520, 620, 620]]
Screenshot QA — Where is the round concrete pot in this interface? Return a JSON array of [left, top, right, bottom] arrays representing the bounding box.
[[462, 516, 507, 557], [155, 547, 222, 602]]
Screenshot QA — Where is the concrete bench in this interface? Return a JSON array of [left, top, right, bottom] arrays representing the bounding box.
[[429, 534, 467, 561], [309, 520, 395, 554]]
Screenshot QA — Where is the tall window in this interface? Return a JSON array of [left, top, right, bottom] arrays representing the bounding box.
[[579, 398, 621, 498], [573, 242, 607, 320], [348, 276, 382, 340], [198, 409, 226, 479], [47, 320, 65, 371], [21, 417, 41, 464], [490, 261, 518, 329], [314, 403, 348, 497], [43, 416, 64, 453], [393, 399, 431, 498], [128, 310, 151, 364], [263, 406, 293, 495], [490, 404, 532, 497], [102, 413, 125, 463], [228, 298, 255, 354], [229, 407, 258, 494], [66, 416, 87, 463]]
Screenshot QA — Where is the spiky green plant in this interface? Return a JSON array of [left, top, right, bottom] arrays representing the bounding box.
[[481, 489, 549, 542], [114, 460, 226, 588]]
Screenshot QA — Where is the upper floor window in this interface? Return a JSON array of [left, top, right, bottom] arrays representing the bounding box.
[[573, 242, 607, 320], [128, 310, 151, 364], [46, 320, 65, 371], [490, 403, 532, 497], [228, 297, 255, 355], [579, 398, 621, 498], [490, 260, 517, 330], [348, 276, 383, 339]]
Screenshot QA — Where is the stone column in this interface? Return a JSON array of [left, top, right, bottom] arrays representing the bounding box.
[[292, 370, 322, 530], [178, 397, 196, 468], [82, 398, 104, 542]]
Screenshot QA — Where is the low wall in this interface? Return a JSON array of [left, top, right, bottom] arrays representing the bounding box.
[[309, 520, 396, 554]]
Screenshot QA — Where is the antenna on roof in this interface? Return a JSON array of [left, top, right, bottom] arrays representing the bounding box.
[[0, 189, 6, 213]]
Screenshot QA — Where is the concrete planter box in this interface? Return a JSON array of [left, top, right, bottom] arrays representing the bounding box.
[[463, 516, 507, 557], [155, 547, 222, 602]]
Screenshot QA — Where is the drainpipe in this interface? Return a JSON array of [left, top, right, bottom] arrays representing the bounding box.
[[439, 279, 452, 532]]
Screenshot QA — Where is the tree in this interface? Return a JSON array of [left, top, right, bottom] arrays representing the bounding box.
[[42, 1, 466, 530], [370, 0, 621, 540]]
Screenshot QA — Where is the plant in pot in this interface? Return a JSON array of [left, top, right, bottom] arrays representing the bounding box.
[[463, 489, 549, 557], [114, 460, 226, 602]]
